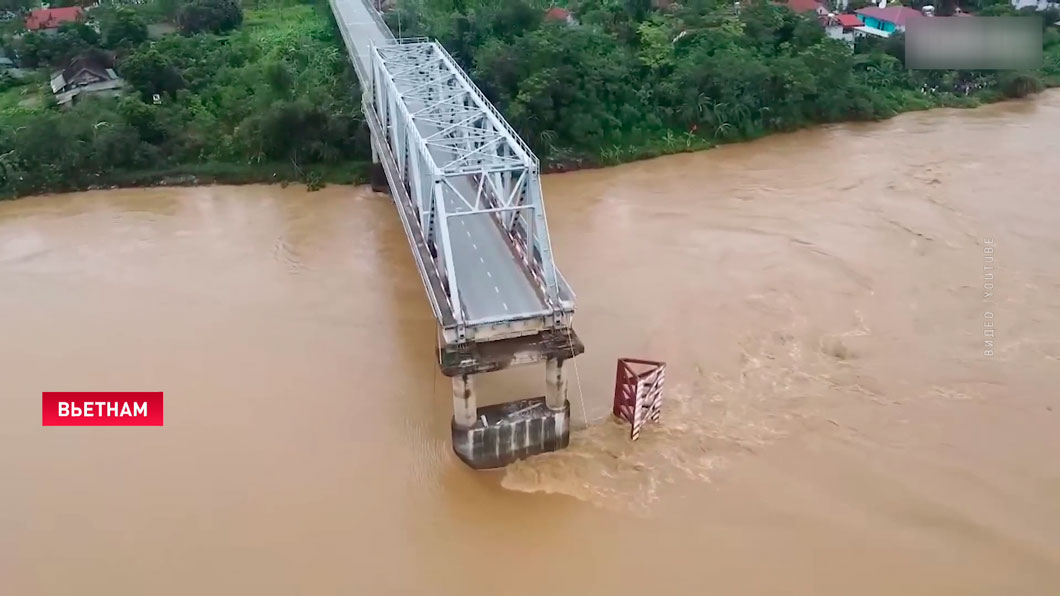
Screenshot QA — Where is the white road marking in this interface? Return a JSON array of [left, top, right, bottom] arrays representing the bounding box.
[[503, 302, 509, 311], [472, 243, 477, 250], [486, 271, 492, 278], [465, 231, 471, 238], [494, 286, 500, 294]]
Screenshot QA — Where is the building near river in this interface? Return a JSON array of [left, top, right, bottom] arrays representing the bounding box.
[[854, 6, 924, 37], [544, 6, 578, 25], [823, 13, 864, 45], [782, 0, 829, 16], [25, 7, 85, 33], [50, 53, 124, 107]]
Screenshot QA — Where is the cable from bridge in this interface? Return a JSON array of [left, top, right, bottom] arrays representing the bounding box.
[[566, 316, 590, 430]]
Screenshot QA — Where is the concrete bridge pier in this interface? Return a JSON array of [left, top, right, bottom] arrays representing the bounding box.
[[545, 357, 569, 411], [450, 350, 575, 470], [451, 374, 477, 428]]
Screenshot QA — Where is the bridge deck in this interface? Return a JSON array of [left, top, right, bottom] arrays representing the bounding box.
[[418, 111, 545, 323], [329, 0, 393, 80], [331, 0, 575, 344]]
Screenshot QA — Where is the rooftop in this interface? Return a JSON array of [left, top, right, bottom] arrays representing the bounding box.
[[837, 13, 863, 27], [545, 7, 571, 20], [784, 0, 825, 12], [25, 7, 84, 31], [855, 6, 924, 26]]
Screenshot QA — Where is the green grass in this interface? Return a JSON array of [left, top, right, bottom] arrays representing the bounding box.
[[0, 84, 44, 114]]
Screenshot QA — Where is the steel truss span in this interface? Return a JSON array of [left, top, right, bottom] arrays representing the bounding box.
[[367, 40, 575, 343]]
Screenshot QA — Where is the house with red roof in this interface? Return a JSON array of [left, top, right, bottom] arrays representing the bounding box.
[[854, 6, 924, 36], [835, 13, 864, 28], [544, 6, 577, 25], [782, 0, 828, 16], [821, 12, 865, 45], [25, 7, 85, 33]]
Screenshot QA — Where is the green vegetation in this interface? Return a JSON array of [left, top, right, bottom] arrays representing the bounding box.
[[391, 0, 1060, 168], [1, 0, 369, 198], [2, 0, 1059, 198], [176, 0, 244, 34]]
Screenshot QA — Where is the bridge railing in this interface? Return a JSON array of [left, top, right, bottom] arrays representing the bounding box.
[[361, 0, 395, 41]]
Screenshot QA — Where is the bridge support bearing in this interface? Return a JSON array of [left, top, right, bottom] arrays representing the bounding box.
[[451, 396, 569, 470]]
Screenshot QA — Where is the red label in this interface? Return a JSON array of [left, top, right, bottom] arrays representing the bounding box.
[[42, 392, 164, 426]]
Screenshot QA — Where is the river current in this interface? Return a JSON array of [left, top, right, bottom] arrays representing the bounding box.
[[2, 92, 1059, 594]]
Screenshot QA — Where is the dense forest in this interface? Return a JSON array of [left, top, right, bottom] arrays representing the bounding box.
[[390, 0, 1060, 168], [1, 0, 1058, 198], [1, 0, 370, 197]]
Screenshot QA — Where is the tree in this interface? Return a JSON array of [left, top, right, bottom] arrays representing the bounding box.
[[176, 0, 243, 35], [103, 8, 149, 49], [0, 0, 32, 14], [235, 100, 358, 164], [473, 24, 653, 154], [623, 0, 653, 22], [58, 21, 99, 46], [118, 96, 168, 144], [264, 60, 294, 97], [998, 71, 1043, 98], [636, 16, 678, 72], [15, 29, 91, 67], [120, 48, 185, 100]]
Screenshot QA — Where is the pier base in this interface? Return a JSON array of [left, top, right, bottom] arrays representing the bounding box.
[[451, 397, 570, 470]]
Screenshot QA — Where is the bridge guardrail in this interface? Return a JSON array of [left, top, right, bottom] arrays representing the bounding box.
[[362, 0, 395, 42]]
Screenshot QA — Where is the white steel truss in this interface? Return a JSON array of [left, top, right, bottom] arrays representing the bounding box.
[[368, 40, 567, 335]]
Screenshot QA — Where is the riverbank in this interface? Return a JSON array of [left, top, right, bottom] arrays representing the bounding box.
[[0, 160, 369, 200], [3, 0, 1058, 199], [394, 1, 1060, 172], [0, 0, 370, 200], [539, 80, 1059, 173], [0, 89, 1043, 199]]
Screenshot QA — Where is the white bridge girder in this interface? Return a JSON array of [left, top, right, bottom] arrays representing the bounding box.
[[365, 39, 575, 343]]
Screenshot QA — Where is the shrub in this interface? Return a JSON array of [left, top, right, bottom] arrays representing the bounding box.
[[176, 0, 243, 35]]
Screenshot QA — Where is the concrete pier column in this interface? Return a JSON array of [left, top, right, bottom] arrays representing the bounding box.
[[452, 374, 477, 428], [545, 357, 568, 411], [369, 145, 389, 193]]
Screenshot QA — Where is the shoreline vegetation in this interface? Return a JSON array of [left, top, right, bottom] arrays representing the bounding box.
[[1, 0, 1058, 200], [1, 0, 370, 199]]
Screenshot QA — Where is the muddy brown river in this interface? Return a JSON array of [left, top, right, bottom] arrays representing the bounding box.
[[3, 92, 1059, 595]]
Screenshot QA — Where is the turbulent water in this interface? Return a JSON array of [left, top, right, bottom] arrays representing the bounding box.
[[2, 92, 1059, 595]]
